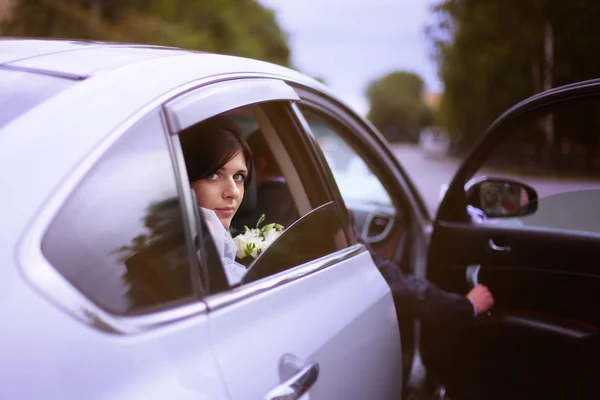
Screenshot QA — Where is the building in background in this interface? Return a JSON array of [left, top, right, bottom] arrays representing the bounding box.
[[424, 91, 441, 111]]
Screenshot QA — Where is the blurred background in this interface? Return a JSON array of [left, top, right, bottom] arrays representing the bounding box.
[[4, 0, 600, 214]]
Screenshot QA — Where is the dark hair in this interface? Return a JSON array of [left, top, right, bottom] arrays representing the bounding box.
[[246, 128, 282, 175], [180, 115, 253, 184]]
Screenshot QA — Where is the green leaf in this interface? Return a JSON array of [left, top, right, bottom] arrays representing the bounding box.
[[275, 224, 285, 232], [261, 223, 276, 232], [244, 225, 250, 232], [244, 241, 257, 257], [0, 0, 292, 67]]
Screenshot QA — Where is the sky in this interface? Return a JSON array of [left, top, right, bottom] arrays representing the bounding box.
[[258, 0, 441, 116]]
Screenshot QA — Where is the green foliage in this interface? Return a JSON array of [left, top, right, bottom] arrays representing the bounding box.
[[1, 0, 291, 66], [366, 71, 434, 142], [429, 0, 600, 152]]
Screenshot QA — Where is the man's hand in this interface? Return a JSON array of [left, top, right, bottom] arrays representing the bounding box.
[[466, 284, 494, 315]]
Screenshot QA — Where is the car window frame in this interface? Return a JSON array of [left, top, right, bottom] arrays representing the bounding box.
[[163, 77, 357, 298], [163, 78, 301, 293], [18, 106, 208, 336], [40, 108, 204, 316]]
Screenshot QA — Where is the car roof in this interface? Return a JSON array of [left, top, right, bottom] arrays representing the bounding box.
[[0, 38, 336, 102], [0, 38, 194, 79], [0, 39, 335, 94]]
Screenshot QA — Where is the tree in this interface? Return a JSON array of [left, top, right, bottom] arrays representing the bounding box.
[[114, 197, 191, 309], [428, 0, 600, 167], [0, 0, 291, 66], [366, 71, 434, 142]]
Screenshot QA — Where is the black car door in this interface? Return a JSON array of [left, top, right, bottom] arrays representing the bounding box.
[[423, 80, 600, 399]]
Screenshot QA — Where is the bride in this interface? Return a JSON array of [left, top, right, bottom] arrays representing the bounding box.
[[180, 115, 254, 286]]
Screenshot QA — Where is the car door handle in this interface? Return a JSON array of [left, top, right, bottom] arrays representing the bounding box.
[[265, 362, 320, 400], [488, 238, 510, 253], [466, 265, 481, 287]]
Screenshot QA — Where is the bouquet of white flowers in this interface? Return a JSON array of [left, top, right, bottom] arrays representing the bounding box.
[[232, 214, 284, 259]]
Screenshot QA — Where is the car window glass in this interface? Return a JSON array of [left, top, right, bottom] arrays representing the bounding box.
[[42, 111, 195, 314], [299, 107, 393, 208], [0, 69, 76, 129], [176, 103, 347, 291], [473, 100, 600, 234]]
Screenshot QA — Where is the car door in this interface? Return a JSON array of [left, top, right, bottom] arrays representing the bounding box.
[[423, 80, 600, 399], [292, 87, 436, 395], [163, 77, 403, 399]]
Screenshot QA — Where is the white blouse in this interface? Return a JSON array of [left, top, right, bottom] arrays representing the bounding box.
[[200, 208, 247, 286]]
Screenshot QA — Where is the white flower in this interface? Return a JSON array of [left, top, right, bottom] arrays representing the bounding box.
[[232, 231, 252, 259], [263, 228, 280, 247], [232, 214, 285, 259], [232, 229, 260, 259]]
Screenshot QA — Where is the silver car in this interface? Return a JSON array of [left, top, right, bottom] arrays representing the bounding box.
[[1, 39, 407, 399], [3, 39, 599, 400]]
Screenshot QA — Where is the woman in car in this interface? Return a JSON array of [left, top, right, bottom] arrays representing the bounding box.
[[180, 115, 254, 285]]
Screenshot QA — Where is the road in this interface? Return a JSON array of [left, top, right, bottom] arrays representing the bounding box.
[[391, 144, 459, 216], [391, 144, 600, 218]]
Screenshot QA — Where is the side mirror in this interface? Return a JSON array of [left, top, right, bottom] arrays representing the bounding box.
[[465, 178, 538, 219]]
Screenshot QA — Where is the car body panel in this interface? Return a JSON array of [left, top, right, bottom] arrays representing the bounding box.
[[207, 249, 403, 399], [0, 285, 229, 399]]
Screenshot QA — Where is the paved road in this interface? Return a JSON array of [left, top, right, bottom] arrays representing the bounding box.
[[391, 144, 459, 216], [391, 144, 600, 219]]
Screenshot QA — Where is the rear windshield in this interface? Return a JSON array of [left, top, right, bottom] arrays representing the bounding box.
[[0, 68, 76, 129]]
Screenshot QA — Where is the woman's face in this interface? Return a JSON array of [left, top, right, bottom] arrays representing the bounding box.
[[191, 151, 247, 229]]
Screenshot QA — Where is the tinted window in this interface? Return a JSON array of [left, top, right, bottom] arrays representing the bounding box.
[[43, 112, 194, 314], [0, 69, 75, 129]]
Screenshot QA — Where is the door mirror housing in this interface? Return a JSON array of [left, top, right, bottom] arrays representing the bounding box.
[[465, 177, 538, 219]]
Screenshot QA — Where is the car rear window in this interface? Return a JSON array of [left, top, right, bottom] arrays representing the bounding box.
[[0, 68, 76, 129]]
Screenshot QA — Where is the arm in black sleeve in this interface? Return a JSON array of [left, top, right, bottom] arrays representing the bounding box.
[[377, 258, 474, 329]]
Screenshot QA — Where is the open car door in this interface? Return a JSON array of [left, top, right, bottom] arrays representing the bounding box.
[[422, 80, 600, 399]]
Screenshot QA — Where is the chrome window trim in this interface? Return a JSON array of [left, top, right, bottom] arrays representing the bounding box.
[[205, 244, 367, 311], [16, 72, 313, 335]]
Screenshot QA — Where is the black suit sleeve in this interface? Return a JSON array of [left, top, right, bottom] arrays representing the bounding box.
[[376, 257, 474, 329]]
